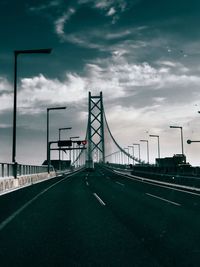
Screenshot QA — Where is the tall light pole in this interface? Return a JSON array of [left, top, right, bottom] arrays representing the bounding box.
[[149, 134, 160, 159], [47, 107, 66, 173], [59, 127, 72, 169], [140, 140, 149, 164], [12, 48, 52, 177], [133, 143, 141, 162], [128, 145, 134, 165], [169, 125, 184, 155]]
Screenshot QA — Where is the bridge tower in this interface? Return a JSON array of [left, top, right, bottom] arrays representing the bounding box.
[[87, 91, 105, 164]]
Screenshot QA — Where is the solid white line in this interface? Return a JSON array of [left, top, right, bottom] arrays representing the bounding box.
[[146, 193, 181, 206], [0, 177, 68, 231], [93, 193, 106, 206], [116, 181, 124, 186]]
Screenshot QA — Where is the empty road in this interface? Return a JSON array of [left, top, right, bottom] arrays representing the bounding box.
[[0, 165, 200, 266]]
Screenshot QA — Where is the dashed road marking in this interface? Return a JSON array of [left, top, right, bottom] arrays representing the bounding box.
[[146, 193, 181, 206], [93, 193, 106, 206], [115, 181, 124, 186]]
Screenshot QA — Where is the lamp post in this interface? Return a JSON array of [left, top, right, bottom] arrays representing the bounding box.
[[59, 127, 72, 169], [149, 134, 160, 159], [169, 125, 184, 155], [133, 143, 141, 162], [12, 48, 52, 178], [140, 140, 149, 164], [47, 107, 66, 173]]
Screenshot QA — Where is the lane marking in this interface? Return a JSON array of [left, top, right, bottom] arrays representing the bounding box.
[[93, 193, 106, 206], [0, 177, 68, 231], [115, 181, 124, 186], [146, 193, 181, 206], [114, 170, 200, 197], [86, 181, 89, 186]]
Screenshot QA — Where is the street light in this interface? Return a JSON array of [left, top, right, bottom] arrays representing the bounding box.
[[169, 125, 184, 155], [12, 48, 52, 178], [47, 107, 66, 173], [149, 134, 160, 159], [133, 143, 141, 162], [59, 127, 72, 169], [187, 139, 200, 144], [140, 140, 149, 164]]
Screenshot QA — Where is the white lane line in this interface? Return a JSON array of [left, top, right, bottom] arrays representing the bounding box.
[[114, 171, 200, 197], [141, 179, 200, 196], [146, 193, 181, 206], [115, 181, 124, 186], [86, 181, 89, 186], [93, 193, 106, 206], [0, 177, 68, 232]]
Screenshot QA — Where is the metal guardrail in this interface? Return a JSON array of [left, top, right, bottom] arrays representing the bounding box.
[[0, 163, 54, 178]]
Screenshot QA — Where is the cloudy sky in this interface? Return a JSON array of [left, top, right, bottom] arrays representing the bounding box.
[[0, 0, 200, 165]]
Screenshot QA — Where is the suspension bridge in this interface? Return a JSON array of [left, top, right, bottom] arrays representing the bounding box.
[[0, 92, 200, 267]]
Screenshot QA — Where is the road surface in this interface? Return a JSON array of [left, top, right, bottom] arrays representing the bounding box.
[[0, 165, 200, 266]]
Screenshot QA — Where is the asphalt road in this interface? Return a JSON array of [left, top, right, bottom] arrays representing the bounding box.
[[0, 165, 200, 267]]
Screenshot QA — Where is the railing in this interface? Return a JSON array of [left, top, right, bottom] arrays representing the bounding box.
[[0, 163, 54, 178]]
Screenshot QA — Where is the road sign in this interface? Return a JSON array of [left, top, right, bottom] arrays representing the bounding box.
[[58, 140, 72, 147]]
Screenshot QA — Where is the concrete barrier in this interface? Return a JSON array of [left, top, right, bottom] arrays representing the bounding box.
[[0, 171, 56, 196]]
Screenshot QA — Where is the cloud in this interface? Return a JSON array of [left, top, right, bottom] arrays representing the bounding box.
[[29, 0, 61, 12], [55, 8, 76, 37], [0, 51, 199, 117], [1, 52, 200, 164], [0, 76, 12, 93], [0, 77, 13, 112], [107, 7, 116, 16], [19, 73, 86, 113], [55, 25, 148, 51]]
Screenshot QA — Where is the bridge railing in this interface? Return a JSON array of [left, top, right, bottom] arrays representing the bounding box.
[[0, 162, 54, 178]]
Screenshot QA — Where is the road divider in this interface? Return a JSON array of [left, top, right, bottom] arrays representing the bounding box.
[[113, 169, 200, 196], [0, 172, 56, 196]]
